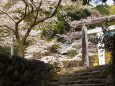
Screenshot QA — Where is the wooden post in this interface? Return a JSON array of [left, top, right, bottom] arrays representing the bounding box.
[[82, 26, 89, 67]]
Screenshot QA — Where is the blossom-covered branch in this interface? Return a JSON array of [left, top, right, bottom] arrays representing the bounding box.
[[0, 10, 16, 23], [0, 25, 16, 34], [21, 0, 62, 44]]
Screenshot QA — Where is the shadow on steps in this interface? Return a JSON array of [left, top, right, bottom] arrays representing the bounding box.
[[47, 65, 113, 86]]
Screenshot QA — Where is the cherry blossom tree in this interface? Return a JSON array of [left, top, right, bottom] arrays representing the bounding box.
[[0, 0, 62, 57]]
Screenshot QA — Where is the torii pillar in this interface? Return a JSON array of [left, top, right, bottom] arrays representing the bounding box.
[[82, 26, 89, 67]]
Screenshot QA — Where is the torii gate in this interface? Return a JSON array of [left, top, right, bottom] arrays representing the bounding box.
[[72, 14, 115, 67]]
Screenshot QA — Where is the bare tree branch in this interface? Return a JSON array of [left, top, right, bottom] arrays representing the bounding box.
[[21, 0, 27, 4], [37, 0, 42, 9], [22, 0, 28, 15], [21, 26, 33, 43], [50, 0, 62, 17], [21, 0, 62, 44], [16, 4, 40, 24], [16, 0, 29, 24], [31, 3, 37, 9], [32, 0, 43, 24], [0, 31, 10, 37], [16, 0, 43, 25], [0, 10, 16, 23], [0, 25, 16, 34], [33, 0, 62, 26]]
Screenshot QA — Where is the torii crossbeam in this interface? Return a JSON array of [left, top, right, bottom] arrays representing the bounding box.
[[72, 14, 115, 28], [78, 14, 115, 67]]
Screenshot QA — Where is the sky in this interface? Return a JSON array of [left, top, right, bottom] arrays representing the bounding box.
[[106, 0, 114, 5], [91, 0, 114, 6]]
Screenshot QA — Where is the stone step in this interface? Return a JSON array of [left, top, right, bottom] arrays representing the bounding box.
[[74, 65, 107, 73], [59, 83, 106, 86], [47, 83, 106, 86], [48, 79, 106, 85], [57, 74, 107, 81], [74, 69, 106, 74], [47, 65, 108, 86], [58, 71, 102, 78], [74, 71, 101, 76], [58, 65, 108, 75]]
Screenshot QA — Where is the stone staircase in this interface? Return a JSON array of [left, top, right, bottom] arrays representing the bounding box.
[[47, 65, 109, 86]]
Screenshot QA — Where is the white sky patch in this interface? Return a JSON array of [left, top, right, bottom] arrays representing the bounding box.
[[106, 0, 114, 5], [90, 0, 114, 7]]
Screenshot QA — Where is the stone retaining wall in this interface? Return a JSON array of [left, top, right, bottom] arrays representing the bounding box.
[[0, 54, 53, 86]]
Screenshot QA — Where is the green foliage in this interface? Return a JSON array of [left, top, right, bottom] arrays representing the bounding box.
[[50, 43, 60, 53], [52, 43, 60, 48], [95, 5, 115, 16], [41, 3, 92, 41], [0, 46, 10, 55], [41, 14, 70, 41], [54, 21, 64, 34], [64, 5, 91, 20], [95, 5, 115, 25], [42, 10, 51, 16], [12, 9, 25, 20], [54, 21, 70, 34], [67, 51, 78, 58], [95, 5, 109, 16], [13, 9, 24, 14], [109, 5, 115, 15], [41, 21, 70, 41], [108, 22, 115, 26]]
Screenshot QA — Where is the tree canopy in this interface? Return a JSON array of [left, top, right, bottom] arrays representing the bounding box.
[[0, 0, 62, 57]]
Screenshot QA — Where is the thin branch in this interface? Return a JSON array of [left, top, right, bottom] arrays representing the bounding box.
[[22, 0, 28, 15], [30, 0, 37, 9], [37, 0, 42, 9], [0, 32, 10, 37], [21, 0, 62, 43], [0, 25, 16, 34], [16, 5, 37, 24], [21, 0, 27, 4], [32, 0, 42, 23], [19, 0, 62, 43], [16, 0, 28, 24], [50, 0, 62, 17], [33, 0, 43, 24], [16, 0, 43, 24], [21, 26, 33, 43], [33, 0, 62, 26], [21, 0, 43, 43], [0, 10, 16, 23], [30, 4, 34, 12]]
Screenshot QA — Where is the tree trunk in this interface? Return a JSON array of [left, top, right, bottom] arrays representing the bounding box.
[[17, 43, 25, 57]]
